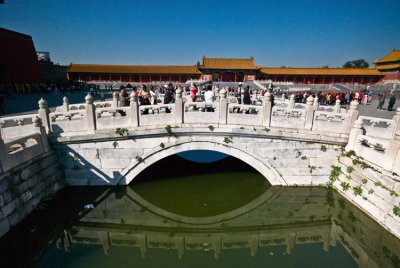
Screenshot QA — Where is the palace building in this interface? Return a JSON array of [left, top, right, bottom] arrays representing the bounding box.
[[373, 49, 400, 81], [67, 55, 387, 85]]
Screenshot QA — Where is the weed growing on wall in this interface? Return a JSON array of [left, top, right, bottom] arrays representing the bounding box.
[[115, 128, 129, 137]]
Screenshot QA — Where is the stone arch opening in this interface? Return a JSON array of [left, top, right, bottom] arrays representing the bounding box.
[[117, 141, 286, 186]]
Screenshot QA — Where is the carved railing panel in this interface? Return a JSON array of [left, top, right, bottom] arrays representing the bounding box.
[[96, 107, 131, 130], [4, 133, 44, 169], [0, 115, 36, 140], [50, 111, 87, 133], [184, 102, 219, 124], [353, 134, 390, 169], [139, 104, 175, 126], [312, 112, 350, 133], [358, 116, 395, 139], [227, 104, 263, 126], [270, 107, 305, 129]]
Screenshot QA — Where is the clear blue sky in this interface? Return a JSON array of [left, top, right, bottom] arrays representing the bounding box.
[[1, 0, 399, 67]]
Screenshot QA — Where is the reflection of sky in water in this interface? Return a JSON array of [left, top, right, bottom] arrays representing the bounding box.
[[177, 150, 228, 163]]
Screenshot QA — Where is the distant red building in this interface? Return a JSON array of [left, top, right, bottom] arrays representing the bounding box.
[[0, 27, 43, 92], [67, 56, 384, 85]]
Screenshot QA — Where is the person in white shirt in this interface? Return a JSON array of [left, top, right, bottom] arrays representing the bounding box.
[[204, 87, 214, 103]]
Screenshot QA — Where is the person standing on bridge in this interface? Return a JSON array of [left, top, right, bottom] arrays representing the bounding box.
[[388, 94, 396, 111], [190, 83, 198, 102], [377, 93, 386, 110]]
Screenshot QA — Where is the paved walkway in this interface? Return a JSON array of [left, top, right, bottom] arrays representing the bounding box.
[[1, 91, 399, 119]]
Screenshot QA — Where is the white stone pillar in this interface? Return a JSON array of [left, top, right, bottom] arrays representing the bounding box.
[[345, 119, 363, 151], [286, 232, 297, 254], [391, 131, 400, 174], [313, 96, 319, 111], [384, 131, 400, 172], [289, 94, 295, 109], [176, 236, 185, 260], [219, 89, 228, 124], [62, 96, 69, 112], [85, 94, 96, 130], [391, 107, 400, 138], [38, 98, 51, 134], [214, 236, 222, 260], [334, 99, 341, 113], [174, 88, 183, 124], [32, 116, 51, 153], [0, 130, 10, 173], [112, 92, 119, 107], [130, 92, 139, 127], [250, 234, 259, 257], [346, 100, 359, 134], [262, 91, 272, 127], [304, 95, 314, 130]]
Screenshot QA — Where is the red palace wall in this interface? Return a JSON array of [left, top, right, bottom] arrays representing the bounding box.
[[0, 28, 42, 84], [382, 72, 400, 81]]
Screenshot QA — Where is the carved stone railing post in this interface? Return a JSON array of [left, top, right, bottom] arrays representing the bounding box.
[[262, 91, 272, 127], [304, 95, 314, 130], [313, 96, 319, 111], [391, 131, 400, 174], [0, 131, 10, 173], [345, 119, 363, 151], [130, 92, 139, 127], [219, 89, 228, 124], [85, 94, 96, 130], [174, 88, 183, 124], [32, 116, 50, 153], [392, 107, 400, 138], [63, 96, 69, 112], [38, 98, 51, 134], [346, 100, 359, 134], [112, 92, 119, 107], [334, 99, 341, 113], [383, 130, 400, 172], [289, 94, 295, 109]]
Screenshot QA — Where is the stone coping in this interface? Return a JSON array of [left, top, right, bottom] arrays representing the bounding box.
[[50, 124, 349, 146]]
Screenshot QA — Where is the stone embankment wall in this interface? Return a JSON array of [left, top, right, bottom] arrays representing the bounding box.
[[0, 151, 64, 237]]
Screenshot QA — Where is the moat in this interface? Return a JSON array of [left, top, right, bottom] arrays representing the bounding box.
[[0, 152, 399, 268]]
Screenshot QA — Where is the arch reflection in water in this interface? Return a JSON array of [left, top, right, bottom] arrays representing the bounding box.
[[38, 186, 399, 268]]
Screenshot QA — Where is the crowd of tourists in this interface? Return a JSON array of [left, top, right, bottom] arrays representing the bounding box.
[[111, 81, 398, 115]]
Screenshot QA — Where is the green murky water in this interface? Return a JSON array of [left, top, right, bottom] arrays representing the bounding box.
[[0, 153, 399, 268]]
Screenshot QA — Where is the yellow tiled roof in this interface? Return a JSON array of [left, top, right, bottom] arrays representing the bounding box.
[[260, 67, 383, 76], [201, 56, 258, 70], [374, 50, 400, 64], [375, 63, 400, 71], [67, 64, 200, 74]]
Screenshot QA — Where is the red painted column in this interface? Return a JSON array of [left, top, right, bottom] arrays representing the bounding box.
[[234, 73, 237, 82], [169, 76, 172, 82], [139, 76, 142, 83], [220, 73, 222, 81], [312, 77, 315, 84]]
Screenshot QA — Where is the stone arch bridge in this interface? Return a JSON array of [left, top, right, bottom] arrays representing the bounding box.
[[0, 89, 399, 186], [1, 89, 397, 186]]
